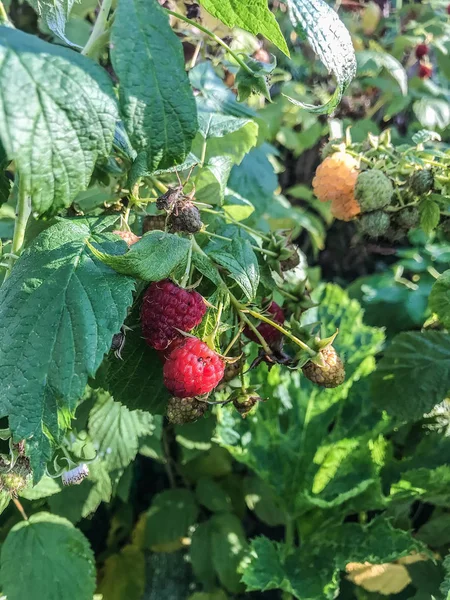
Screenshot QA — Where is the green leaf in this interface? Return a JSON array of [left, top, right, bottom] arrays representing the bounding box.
[[235, 56, 276, 102], [111, 0, 197, 172], [372, 331, 450, 421], [145, 489, 199, 551], [390, 465, 450, 507], [1, 512, 96, 600], [0, 217, 134, 479], [88, 231, 191, 281], [210, 513, 247, 593], [429, 270, 450, 328], [192, 252, 223, 286], [196, 477, 233, 513], [20, 475, 61, 500], [48, 479, 94, 524], [198, 0, 289, 57], [102, 313, 169, 414], [357, 50, 407, 95], [190, 521, 217, 588], [98, 545, 146, 600], [195, 155, 233, 205], [25, 0, 79, 46], [243, 476, 285, 527], [208, 238, 259, 301], [0, 28, 118, 215], [414, 98, 450, 130], [441, 553, 450, 598], [88, 390, 158, 470], [243, 521, 428, 599], [0, 491, 9, 515], [420, 200, 441, 235], [283, 0, 356, 114]]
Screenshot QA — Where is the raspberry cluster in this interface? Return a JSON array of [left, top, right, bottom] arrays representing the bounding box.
[[140, 280, 225, 421]]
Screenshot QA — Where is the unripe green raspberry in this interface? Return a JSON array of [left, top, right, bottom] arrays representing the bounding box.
[[359, 211, 390, 238], [396, 206, 420, 230], [166, 397, 208, 424], [409, 169, 434, 196], [355, 169, 393, 212]]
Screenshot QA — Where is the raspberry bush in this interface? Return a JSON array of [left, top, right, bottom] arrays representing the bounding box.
[[0, 0, 449, 598]]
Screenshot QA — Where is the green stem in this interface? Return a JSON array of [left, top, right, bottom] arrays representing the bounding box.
[[180, 239, 193, 288], [148, 176, 168, 195], [5, 178, 31, 279], [0, 1, 11, 25], [204, 231, 278, 257], [245, 308, 316, 356], [228, 293, 273, 355], [223, 322, 245, 356], [82, 0, 113, 58], [200, 207, 271, 242], [165, 9, 254, 75]]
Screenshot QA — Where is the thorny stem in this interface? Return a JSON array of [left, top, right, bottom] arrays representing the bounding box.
[[165, 10, 254, 75], [12, 497, 28, 521], [5, 178, 31, 280], [223, 322, 245, 356], [245, 308, 316, 356], [228, 293, 273, 355], [82, 0, 113, 58]]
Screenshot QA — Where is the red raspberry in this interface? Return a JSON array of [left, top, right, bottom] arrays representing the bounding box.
[[418, 63, 433, 79], [163, 337, 225, 398], [244, 301, 285, 346], [447, 3, 450, 14], [415, 43, 428, 59], [140, 280, 207, 350]]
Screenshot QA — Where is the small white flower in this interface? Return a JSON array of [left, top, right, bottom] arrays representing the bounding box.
[[61, 463, 89, 486]]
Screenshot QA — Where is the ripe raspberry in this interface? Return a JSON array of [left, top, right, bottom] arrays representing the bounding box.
[[302, 345, 345, 388], [113, 230, 141, 246], [143, 214, 167, 233], [447, 3, 450, 14], [415, 43, 429, 59], [355, 169, 393, 212], [166, 396, 208, 424], [359, 211, 391, 238], [313, 152, 361, 221], [140, 280, 207, 350], [418, 63, 432, 79], [244, 301, 285, 347], [409, 169, 434, 195], [168, 201, 203, 233], [163, 337, 225, 398]]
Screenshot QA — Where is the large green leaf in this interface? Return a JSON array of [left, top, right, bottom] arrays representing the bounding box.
[[88, 231, 191, 281], [25, 0, 78, 46], [103, 323, 169, 414], [243, 520, 428, 599], [88, 390, 158, 470], [198, 0, 289, 56], [0, 217, 134, 479], [98, 545, 146, 600], [1, 512, 96, 600], [429, 269, 450, 328], [145, 489, 199, 550], [210, 513, 247, 593], [0, 27, 118, 215], [284, 0, 356, 114], [111, 0, 197, 171], [357, 50, 407, 95], [371, 331, 450, 421], [390, 465, 450, 507]]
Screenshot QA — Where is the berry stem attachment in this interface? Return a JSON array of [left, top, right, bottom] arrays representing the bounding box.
[[5, 176, 31, 280], [12, 496, 28, 521], [244, 308, 316, 356], [228, 293, 273, 355], [165, 10, 254, 76], [82, 0, 113, 58]]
